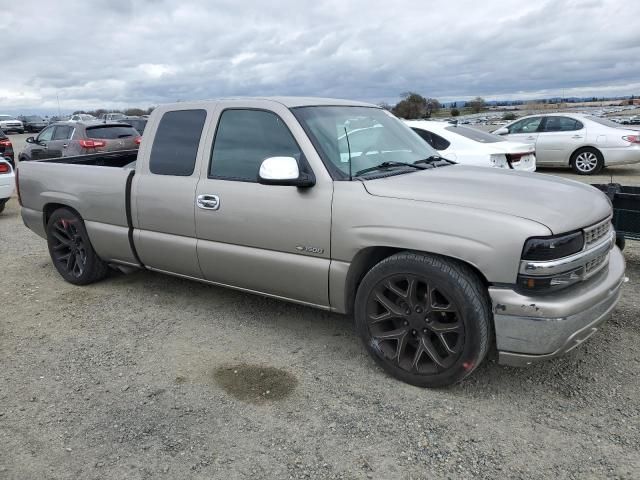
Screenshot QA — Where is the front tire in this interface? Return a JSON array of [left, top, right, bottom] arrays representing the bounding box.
[[354, 252, 491, 388], [46, 208, 109, 285], [571, 147, 604, 175]]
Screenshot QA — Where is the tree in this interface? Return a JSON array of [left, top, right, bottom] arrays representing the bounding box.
[[378, 102, 393, 111], [502, 112, 516, 120], [450, 108, 460, 117], [392, 92, 428, 119], [125, 108, 146, 116], [467, 97, 486, 113], [392, 92, 441, 119]]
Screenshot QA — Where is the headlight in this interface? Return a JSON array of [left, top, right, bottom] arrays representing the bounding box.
[[518, 231, 586, 293], [521, 231, 584, 261]]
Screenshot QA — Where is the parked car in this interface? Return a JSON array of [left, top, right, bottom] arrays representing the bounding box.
[[121, 116, 147, 134], [0, 115, 24, 134], [99, 113, 126, 122], [69, 114, 97, 123], [19, 115, 48, 133], [0, 158, 14, 214], [19, 121, 140, 161], [406, 120, 536, 171], [18, 97, 624, 388], [492, 113, 640, 174], [0, 129, 14, 168]]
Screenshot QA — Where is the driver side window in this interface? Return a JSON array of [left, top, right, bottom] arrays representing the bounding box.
[[37, 126, 54, 142], [509, 117, 542, 134]]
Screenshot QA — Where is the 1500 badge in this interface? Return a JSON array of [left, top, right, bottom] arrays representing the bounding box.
[[295, 245, 324, 254]]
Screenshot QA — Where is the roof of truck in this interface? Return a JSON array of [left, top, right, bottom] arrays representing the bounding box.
[[159, 97, 377, 110]]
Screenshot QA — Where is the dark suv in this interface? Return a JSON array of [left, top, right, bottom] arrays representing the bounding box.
[[19, 121, 141, 161], [19, 115, 48, 133]]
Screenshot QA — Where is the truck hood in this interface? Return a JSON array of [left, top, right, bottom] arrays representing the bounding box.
[[362, 165, 611, 234]]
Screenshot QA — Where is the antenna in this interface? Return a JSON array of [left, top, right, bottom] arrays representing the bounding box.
[[344, 126, 353, 181]]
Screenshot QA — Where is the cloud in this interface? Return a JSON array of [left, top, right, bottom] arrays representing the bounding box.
[[1, 0, 639, 113]]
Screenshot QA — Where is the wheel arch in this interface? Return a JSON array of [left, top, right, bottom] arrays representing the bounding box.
[[43, 202, 83, 230], [342, 246, 490, 316], [569, 145, 604, 165]]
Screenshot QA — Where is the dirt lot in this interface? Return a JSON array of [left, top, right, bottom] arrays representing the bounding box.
[[1, 154, 640, 479]]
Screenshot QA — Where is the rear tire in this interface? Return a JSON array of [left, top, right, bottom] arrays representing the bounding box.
[[46, 208, 109, 285], [354, 252, 491, 388], [571, 147, 604, 175]]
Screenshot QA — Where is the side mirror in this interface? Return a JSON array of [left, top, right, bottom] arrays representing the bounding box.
[[26, 136, 35, 144], [493, 127, 509, 135], [258, 156, 315, 187]]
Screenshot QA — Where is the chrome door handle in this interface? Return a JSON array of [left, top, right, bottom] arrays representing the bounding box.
[[63, 144, 68, 148], [526, 136, 536, 140], [572, 135, 583, 139], [197, 194, 220, 210]]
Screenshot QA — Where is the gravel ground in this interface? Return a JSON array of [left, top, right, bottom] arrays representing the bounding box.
[[1, 149, 640, 478]]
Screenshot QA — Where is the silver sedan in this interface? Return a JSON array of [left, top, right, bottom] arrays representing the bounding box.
[[492, 113, 640, 174]]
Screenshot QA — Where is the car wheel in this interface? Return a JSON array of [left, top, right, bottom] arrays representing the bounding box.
[[616, 233, 625, 251], [354, 252, 491, 388], [571, 148, 604, 175], [0, 201, 6, 214], [46, 208, 109, 285]]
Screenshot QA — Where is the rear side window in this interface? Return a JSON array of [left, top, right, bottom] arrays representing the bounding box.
[[542, 116, 583, 132], [210, 109, 301, 182], [86, 125, 139, 139], [52, 125, 73, 140], [149, 110, 207, 176], [412, 128, 451, 150]]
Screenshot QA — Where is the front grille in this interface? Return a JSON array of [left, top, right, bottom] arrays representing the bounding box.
[[585, 253, 607, 273], [584, 218, 611, 246]]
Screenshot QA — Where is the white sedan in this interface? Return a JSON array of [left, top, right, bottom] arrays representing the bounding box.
[[0, 158, 15, 214], [406, 120, 536, 171], [492, 113, 640, 175]]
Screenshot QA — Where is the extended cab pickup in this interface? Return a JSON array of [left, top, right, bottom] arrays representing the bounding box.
[[18, 97, 626, 387]]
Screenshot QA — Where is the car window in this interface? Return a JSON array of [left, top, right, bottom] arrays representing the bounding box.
[[542, 116, 583, 132], [149, 109, 207, 176], [37, 126, 55, 142], [52, 125, 73, 140], [412, 128, 451, 150], [85, 125, 139, 139], [444, 125, 505, 143], [509, 117, 542, 134], [210, 109, 301, 182]]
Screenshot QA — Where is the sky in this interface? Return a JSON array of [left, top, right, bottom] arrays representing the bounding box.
[[1, 0, 639, 114]]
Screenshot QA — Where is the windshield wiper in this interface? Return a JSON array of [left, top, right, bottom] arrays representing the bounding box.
[[414, 155, 451, 165], [354, 161, 428, 177]]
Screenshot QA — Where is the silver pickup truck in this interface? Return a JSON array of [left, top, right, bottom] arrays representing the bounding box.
[[18, 97, 626, 387]]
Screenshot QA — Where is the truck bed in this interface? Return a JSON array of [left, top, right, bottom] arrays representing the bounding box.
[[18, 150, 140, 266]]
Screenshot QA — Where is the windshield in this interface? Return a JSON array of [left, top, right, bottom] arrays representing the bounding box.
[[86, 125, 138, 139], [586, 116, 627, 129], [293, 106, 439, 178], [445, 125, 506, 143]]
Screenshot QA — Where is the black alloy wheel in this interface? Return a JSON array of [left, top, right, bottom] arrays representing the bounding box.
[[355, 252, 491, 387]]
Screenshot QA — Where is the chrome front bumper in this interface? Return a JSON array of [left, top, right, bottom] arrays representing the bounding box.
[[491, 246, 626, 366]]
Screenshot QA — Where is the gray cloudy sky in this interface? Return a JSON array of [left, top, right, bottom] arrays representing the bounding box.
[[1, 0, 639, 113]]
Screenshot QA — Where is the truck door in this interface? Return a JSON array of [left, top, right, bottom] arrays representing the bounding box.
[[194, 103, 333, 308], [132, 108, 208, 278]]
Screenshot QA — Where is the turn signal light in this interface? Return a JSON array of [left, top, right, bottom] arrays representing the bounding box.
[[622, 135, 640, 144]]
